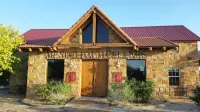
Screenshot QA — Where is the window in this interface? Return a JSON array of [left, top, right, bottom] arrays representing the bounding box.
[[168, 67, 179, 86], [96, 17, 109, 43], [127, 60, 146, 81], [171, 49, 179, 54], [47, 60, 64, 81], [82, 22, 93, 43]]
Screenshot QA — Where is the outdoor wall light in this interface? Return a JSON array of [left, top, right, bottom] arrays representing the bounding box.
[[116, 60, 120, 68], [68, 62, 73, 68]]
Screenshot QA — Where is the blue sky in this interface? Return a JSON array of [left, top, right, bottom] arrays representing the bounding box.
[[0, 0, 200, 48]]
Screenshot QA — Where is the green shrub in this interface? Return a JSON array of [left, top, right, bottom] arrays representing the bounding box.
[[36, 80, 71, 104], [135, 80, 154, 103], [108, 79, 154, 104], [189, 86, 200, 106], [108, 84, 124, 103]]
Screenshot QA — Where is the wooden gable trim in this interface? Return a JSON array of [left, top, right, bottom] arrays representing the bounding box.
[[57, 43, 132, 48], [93, 6, 137, 46], [53, 5, 137, 47], [53, 6, 94, 46]]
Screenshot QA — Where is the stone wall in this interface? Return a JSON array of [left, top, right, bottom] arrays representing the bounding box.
[[25, 41, 199, 99], [146, 41, 199, 99], [108, 59, 127, 85], [109, 30, 126, 43]]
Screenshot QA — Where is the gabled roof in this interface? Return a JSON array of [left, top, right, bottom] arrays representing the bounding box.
[[132, 37, 178, 47], [20, 25, 200, 48], [21, 25, 200, 47], [53, 5, 137, 46]]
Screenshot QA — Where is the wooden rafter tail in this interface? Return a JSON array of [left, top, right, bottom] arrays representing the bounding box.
[[39, 48, 43, 52], [18, 48, 22, 52], [133, 46, 137, 50], [136, 47, 139, 51], [176, 47, 179, 50], [50, 47, 54, 52], [163, 47, 167, 50], [53, 47, 57, 51], [28, 48, 32, 52], [149, 47, 153, 51]]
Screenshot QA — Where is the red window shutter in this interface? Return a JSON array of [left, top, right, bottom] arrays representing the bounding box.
[[113, 72, 122, 83], [67, 72, 76, 82]]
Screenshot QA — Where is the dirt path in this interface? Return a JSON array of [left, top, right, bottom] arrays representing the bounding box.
[[0, 89, 200, 112]]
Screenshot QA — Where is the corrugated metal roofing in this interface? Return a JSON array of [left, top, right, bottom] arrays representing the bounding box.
[[20, 37, 60, 48], [121, 25, 200, 41], [23, 29, 68, 41], [132, 37, 178, 47]]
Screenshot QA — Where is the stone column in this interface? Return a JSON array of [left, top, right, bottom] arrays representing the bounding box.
[[108, 59, 127, 86], [26, 52, 47, 98], [64, 59, 82, 97]]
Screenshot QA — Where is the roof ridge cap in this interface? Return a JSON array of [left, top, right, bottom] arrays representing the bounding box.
[[30, 29, 68, 30], [120, 25, 184, 28]]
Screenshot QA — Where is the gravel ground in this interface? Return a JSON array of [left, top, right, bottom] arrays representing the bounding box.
[[0, 89, 200, 112]]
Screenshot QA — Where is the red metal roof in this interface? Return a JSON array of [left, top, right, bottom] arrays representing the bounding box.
[[20, 25, 200, 48], [132, 37, 178, 47], [121, 25, 200, 41], [23, 29, 68, 41]]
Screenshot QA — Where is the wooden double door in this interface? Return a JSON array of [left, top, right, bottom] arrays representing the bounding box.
[[81, 60, 108, 97]]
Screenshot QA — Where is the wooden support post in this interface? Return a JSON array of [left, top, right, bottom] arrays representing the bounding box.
[[18, 48, 22, 52], [78, 28, 82, 44], [92, 10, 97, 44], [28, 48, 32, 52], [149, 47, 152, 51], [163, 47, 166, 51], [39, 48, 43, 52]]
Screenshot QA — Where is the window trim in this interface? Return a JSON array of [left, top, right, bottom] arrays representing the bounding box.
[[168, 67, 180, 86]]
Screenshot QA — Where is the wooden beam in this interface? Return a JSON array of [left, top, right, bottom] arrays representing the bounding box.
[[28, 48, 32, 52], [53, 10, 93, 46], [18, 48, 22, 52], [78, 28, 82, 44], [39, 48, 43, 52], [163, 47, 166, 51], [80, 18, 92, 30], [149, 47, 152, 51], [57, 43, 132, 48], [92, 11, 97, 44]]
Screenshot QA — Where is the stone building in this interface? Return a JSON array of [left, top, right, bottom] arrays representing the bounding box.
[[16, 5, 200, 99]]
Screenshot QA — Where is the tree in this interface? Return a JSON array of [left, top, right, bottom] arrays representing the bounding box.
[[0, 24, 24, 75]]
